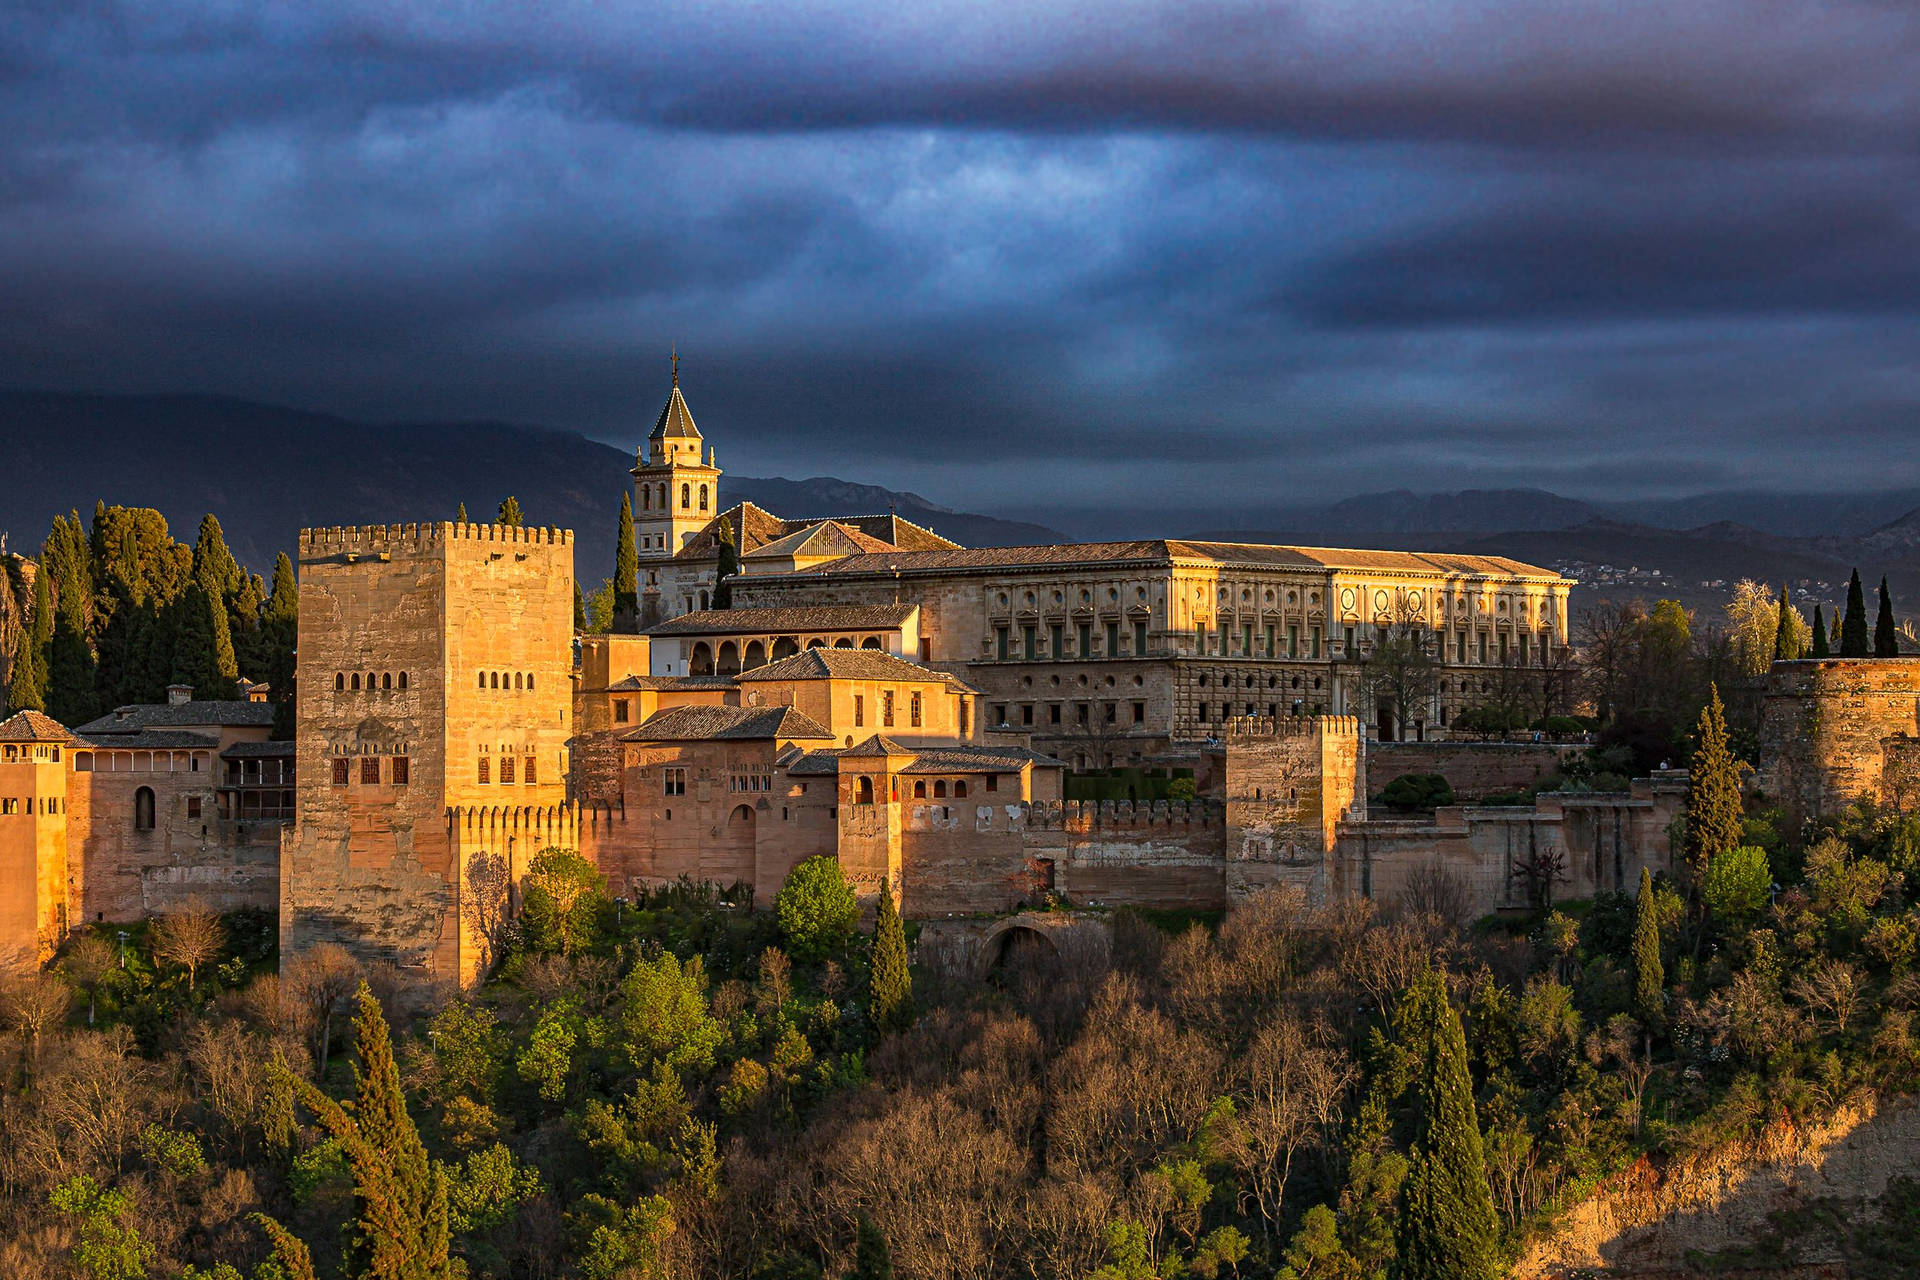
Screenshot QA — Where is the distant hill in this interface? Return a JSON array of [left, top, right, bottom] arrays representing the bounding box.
[[0, 390, 1067, 578]]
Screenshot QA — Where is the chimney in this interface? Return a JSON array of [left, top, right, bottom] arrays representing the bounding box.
[[167, 685, 193, 706]]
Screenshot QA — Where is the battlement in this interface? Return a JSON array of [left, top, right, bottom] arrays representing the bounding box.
[[1220, 714, 1360, 740], [1029, 798, 1222, 830], [299, 522, 574, 557]]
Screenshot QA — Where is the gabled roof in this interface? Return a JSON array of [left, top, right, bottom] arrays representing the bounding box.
[[838, 736, 1065, 772], [222, 740, 297, 759], [744, 521, 896, 561], [746, 539, 1565, 580], [674, 502, 792, 561], [734, 648, 949, 684], [842, 734, 913, 757], [76, 730, 221, 750], [672, 505, 965, 563], [624, 704, 833, 742], [647, 605, 917, 637], [793, 513, 961, 552], [606, 674, 739, 692], [650, 384, 702, 440], [0, 710, 72, 742], [77, 701, 277, 734]]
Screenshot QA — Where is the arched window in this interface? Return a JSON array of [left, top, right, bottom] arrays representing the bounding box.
[[479, 672, 486, 689], [398, 672, 408, 690], [934, 779, 947, 798], [641, 486, 651, 510], [366, 672, 376, 691], [134, 786, 155, 832], [860, 636, 883, 650], [772, 637, 799, 660], [743, 639, 766, 670], [913, 780, 926, 798], [351, 673, 360, 691], [955, 780, 968, 798], [335, 673, 345, 690], [833, 638, 854, 649], [717, 641, 741, 676], [527, 674, 534, 690], [698, 485, 709, 511], [515, 672, 523, 690], [491, 672, 500, 689], [382, 672, 392, 690], [659, 483, 668, 509], [690, 642, 714, 675], [856, 776, 874, 805], [681, 483, 691, 508]]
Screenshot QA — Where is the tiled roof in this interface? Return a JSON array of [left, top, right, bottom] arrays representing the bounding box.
[[606, 674, 738, 691], [673, 506, 963, 563], [624, 704, 834, 742], [899, 745, 1067, 773], [842, 734, 913, 757], [649, 384, 702, 440], [783, 750, 845, 776], [76, 729, 221, 750], [221, 740, 297, 758], [648, 605, 917, 637], [735, 648, 950, 684], [674, 502, 796, 561], [77, 701, 277, 734], [796, 513, 961, 551], [0, 710, 72, 742], [744, 521, 897, 561], [753, 539, 1564, 580]]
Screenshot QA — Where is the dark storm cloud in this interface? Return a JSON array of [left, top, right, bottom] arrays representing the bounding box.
[[3, 0, 1919, 522]]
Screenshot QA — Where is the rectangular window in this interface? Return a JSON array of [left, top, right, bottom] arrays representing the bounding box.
[[882, 690, 895, 727], [500, 756, 515, 784], [613, 700, 630, 724], [1198, 702, 1210, 723], [1243, 623, 1254, 656], [1344, 625, 1356, 654], [1265, 624, 1276, 658], [1050, 623, 1065, 660], [992, 704, 1007, 726], [1078, 622, 1092, 658], [1134, 620, 1149, 654], [854, 695, 865, 727], [985, 774, 998, 792], [1133, 701, 1145, 724], [996, 626, 1010, 660], [664, 767, 686, 797], [361, 757, 380, 785], [1105, 621, 1120, 656], [1288, 624, 1299, 658], [392, 756, 410, 786], [1478, 632, 1488, 663], [187, 796, 201, 819], [1049, 703, 1062, 725], [1311, 626, 1321, 659], [1077, 703, 1090, 725], [477, 757, 490, 785], [524, 756, 536, 784], [1022, 704, 1034, 726], [1499, 633, 1509, 662], [1104, 702, 1116, 723], [332, 758, 349, 786], [1023, 625, 1038, 660], [909, 691, 922, 727], [1456, 632, 1467, 663]]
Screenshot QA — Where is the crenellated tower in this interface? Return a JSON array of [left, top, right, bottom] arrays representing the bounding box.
[[631, 354, 722, 562]]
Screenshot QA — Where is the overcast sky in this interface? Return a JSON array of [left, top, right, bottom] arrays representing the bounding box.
[[5, 1, 1919, 522]]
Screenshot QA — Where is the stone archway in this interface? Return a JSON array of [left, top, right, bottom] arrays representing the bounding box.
[[689, 642, 714, 675], [717, 641, 741, 676], [772, 636, 800, 660], [981, 919, 1060, 978]]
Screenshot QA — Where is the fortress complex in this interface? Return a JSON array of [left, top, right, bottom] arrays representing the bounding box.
[[5, 371, 1802, 988]]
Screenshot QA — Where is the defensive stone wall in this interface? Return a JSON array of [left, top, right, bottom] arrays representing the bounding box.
[[1369, 739, 1576, 800], [1761, 658, 1920, 827]]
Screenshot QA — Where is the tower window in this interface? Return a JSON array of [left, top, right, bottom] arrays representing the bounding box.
[[524, 756, 537, 785], [382, 672, 391, 690], [477, 757, 490, 785], [134, 786, 155, 831], [332, 758, 349, 786], [698, 484, 709, 511], [500, 756, 515, 785], [335, 673, 345, 691], [351, 673, 360, 691], [681, 483, 691, 508], [392, 756, 410, 785], [398, 672, 407, 690], [361, 757, 380, 785]]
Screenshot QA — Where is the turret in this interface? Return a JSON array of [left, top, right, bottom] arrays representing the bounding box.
[[631, 353, 722, 561]]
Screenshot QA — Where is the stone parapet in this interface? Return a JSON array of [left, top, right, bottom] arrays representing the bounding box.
[[298, 523, 573, 556]]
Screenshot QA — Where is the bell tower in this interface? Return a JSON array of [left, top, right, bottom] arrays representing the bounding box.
[[631, 353, 722, 562]]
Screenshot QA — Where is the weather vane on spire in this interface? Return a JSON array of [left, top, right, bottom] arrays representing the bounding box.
[[671, 345, 680, 388]]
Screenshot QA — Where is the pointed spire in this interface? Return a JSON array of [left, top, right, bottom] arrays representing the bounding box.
[[671, 344, 680, 388]]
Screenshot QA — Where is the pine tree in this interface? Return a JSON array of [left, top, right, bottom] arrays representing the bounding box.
[[1391, 971, 1501, 1280], [614, 491, 638, 630], [1810, 604, 1830, 658], [1685, 685, 1742, 919], [1841, 569, 1870, 656], [262, 553, 299, 738], [497, 497, 523, 527], [712, 517, 738, 610], [7, 568, 49, 714], [869, 878, 911, 1035], [1875, 576, 1899, 657], [277, 985, 456, 1280], [455, 502, 468, 523], [1631, 866, 1663, 1032], [850, 1215, 895, 1280], [1772, 585, 1800, 660]]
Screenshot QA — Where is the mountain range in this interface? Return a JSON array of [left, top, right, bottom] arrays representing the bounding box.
[[3, 389, 1918, 621]]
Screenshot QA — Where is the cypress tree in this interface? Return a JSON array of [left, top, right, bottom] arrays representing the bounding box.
[[455, 502, 468, 523], [250, 1213, 319, 1280], [573, 580, 587, 632], [1875, 576, 1899, 657], [262, 554, 299, 738], [8, 569, 49, 714], [1631, 866, 1664, 1032], [1810, 604, 1830, 658], [712, 517, 738, 610], [869, 877, 911, 1036], [170, 582, 238, 700], [1772, 585, 1800, 661], [1840, 569, 1870, 656], [282, 985, 455, 1280], [192, 513, 243, 604], [1392, 971, 1501, 1280], [614, 491, 638, 630], [850, 1215, 895, 1280], [1685, 685, 1742, 918], [42, 513, 97, 725], [497, 497, 523, 527]]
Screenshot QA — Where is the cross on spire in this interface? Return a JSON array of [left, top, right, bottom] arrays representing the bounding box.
[[671, 345, 680, 387]]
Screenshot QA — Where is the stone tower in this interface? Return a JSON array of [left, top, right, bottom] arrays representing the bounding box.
[[631, 357, 722, 563], [280, 521, 574, 992], [0, 710, 72, 966]]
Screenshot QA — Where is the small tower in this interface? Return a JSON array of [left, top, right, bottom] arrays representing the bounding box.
[[631, 353, 722, 561]]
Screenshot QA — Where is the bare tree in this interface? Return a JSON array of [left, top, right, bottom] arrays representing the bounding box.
[[1223, 1012, 1353, 1243], [1398, 861, 1472, 926], [56, 934, 116, 1025], [0, 971, 72, 1081], [151, 900, 225, 992], [465, 851, 513, 977], [283, 942, 362, 1077], [1358, 604, 1440, 741], [1576, 598, 1649, 724], [1791, 959, 1868, 1037]]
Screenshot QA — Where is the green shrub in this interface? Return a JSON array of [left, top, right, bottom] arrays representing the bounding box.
[[1381, 773, 1455, 811], [774, 856, 859, 963]]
